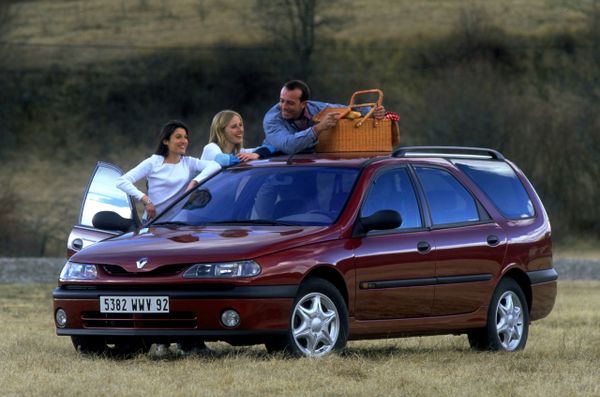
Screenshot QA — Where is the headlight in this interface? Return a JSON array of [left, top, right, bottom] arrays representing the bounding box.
[[59, 261, 98, 281], [183, 260, 261, 278]]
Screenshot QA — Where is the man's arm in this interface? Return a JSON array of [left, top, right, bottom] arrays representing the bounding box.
[[262, 105, 317, 154]]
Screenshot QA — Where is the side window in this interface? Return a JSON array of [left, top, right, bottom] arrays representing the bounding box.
[[361, 168, 422, 229], [415, 167, 480, 226], [80, 164, 133, 227], [452, 159, 535, 219]]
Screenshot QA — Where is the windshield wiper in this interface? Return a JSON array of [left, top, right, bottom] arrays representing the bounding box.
[[152, 221, 192, 227], [203, 219, 296, 226]]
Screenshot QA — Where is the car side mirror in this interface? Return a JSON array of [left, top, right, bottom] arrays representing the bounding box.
[[355, 210, 402, 236], [92, 211, 136, 233]]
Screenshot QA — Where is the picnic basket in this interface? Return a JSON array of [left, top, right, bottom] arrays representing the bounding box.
[[314, 89, 400, 153]]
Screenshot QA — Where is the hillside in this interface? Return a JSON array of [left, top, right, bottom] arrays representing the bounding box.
[[2, 0, 588, 67]]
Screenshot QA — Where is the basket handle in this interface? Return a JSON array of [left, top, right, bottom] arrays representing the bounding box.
[[349, 89, 384, 107], [348, 89, 384, 128]]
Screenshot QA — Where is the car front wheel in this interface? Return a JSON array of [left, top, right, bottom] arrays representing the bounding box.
[[266, 278, 348, 357], [468, 278, 529, 351]]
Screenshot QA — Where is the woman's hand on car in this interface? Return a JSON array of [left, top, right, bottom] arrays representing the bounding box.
[[237, 152, 260, 162], [145, 203, 156, 219], [186, 180, 199, 192]]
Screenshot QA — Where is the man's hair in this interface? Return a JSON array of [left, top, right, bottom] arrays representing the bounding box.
[[283, 80, 311, 102]]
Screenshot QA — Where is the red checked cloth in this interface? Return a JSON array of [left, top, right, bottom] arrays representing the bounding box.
[[385, 111, 400, 121]]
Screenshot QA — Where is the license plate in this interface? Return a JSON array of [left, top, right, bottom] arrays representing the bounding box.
[[99, 296, 169, 313]]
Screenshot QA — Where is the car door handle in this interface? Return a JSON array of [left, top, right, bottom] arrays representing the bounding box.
[[72, 238, 84, 251], [487, 235, 500, 246], [417, 241, 431, 253]]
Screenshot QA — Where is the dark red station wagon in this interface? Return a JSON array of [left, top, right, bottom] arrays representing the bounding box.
[[53, 146, 557, 357]]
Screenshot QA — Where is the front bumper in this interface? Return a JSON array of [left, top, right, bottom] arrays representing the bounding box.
[[53, 285, 297, 338]]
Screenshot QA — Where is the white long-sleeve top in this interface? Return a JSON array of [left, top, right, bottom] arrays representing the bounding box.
[[116, 154, 221, 219], [200, 142, 254, 161]]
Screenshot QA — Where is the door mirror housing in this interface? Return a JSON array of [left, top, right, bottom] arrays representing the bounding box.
[[92, 211, 136, 233], [355, 210, 402, 236]]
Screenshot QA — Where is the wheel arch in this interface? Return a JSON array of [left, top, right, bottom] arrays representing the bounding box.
[[301, 265, 349, 308], [501, 268, 532, 314]]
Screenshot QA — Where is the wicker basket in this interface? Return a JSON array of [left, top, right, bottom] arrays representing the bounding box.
[[315, 89, 400, 153]]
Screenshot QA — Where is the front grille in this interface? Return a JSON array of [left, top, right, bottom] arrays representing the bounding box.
[[102, 264, 189, 277], [81, 311, 197, 329]]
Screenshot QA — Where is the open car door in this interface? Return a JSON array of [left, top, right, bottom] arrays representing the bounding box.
[[66, 162, 141, 258]]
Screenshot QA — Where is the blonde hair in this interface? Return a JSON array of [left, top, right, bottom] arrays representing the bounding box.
[[209, 110, 243, 154]]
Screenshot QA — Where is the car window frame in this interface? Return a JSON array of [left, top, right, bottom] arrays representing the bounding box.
[[77, 161, 141, 232], [357, 165, 428, 236], [450, 158, 537, 221], [410, 164, 492, 230]]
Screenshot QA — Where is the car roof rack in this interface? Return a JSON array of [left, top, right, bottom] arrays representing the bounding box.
[[392, 146, 505, 160]]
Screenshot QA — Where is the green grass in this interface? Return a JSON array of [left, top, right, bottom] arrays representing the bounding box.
[[0, 282, 598, 396]]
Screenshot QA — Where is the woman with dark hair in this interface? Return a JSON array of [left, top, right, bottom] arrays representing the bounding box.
[[117, 120, 221, 220]]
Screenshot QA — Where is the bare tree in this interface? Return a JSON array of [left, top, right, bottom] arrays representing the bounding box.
[[254, 0, 351, 79]]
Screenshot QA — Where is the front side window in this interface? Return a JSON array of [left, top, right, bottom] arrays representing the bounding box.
[[361, 168, 422, 230], [415, 167, 480, 226], [80, 164, 133, 227], [157, 166, 359, 226], [452, 159, 535, 219]]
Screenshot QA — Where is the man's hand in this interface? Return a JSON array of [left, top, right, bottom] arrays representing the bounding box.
[[313, 112, 341, 136], [373, 105, 386, 120]]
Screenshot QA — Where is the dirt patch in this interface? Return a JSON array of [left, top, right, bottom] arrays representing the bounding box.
[[0, 257, 64, 283]]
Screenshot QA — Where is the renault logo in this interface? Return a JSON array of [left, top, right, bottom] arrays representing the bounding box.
[[136, 258, 149, 269]]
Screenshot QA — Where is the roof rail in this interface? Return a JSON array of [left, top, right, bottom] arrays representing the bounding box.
[[392, 146, 505, 160]]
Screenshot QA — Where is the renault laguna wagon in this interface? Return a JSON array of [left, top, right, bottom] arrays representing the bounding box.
[[53, 146, 557, 357]]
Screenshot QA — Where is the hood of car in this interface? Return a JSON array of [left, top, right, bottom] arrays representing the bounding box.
[[69, 225, 335, 270]]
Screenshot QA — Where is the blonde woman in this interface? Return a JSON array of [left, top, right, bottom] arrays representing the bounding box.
[[201, 110, 275, 166]]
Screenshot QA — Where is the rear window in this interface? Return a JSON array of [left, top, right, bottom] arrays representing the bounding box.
[[452, 159, 534, 219], [415, 167, 480, 226]]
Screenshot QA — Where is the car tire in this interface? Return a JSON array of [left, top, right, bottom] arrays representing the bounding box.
[[266, 278, 348, 358], [468, 278, 529, 351], [71, 336, 149, 358]]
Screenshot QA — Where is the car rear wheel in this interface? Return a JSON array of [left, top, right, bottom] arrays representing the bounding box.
[[71, 336, 149, 358], [468, 278, 529, 351], [265, 278, 348, 357]]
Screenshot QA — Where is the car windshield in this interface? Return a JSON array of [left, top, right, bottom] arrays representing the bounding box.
[[153, 166, 359, 226]]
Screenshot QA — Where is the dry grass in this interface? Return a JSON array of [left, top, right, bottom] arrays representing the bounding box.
[[554, 239, 600, 260], [4, 0, 588, 49], [0, 281, 598, 396]]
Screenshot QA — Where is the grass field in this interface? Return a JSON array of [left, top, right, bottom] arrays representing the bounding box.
[[0, 281, 598, 396], [5, 0, 587, 45], [3, 0, 589, 67]]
